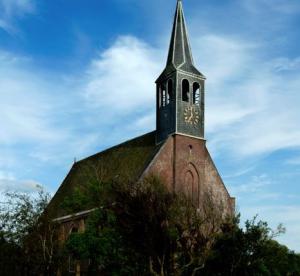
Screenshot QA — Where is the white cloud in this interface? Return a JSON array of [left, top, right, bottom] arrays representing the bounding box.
[[270, 57, 300, 72], [223, 166, 256, 179], [0, 36, 163, 183], [189, 34, 300, 158], [0, 169, 41, 193], [0, 31, 298, 164], [0, 170, 14, 181], [286, 156, 300, 165], [84, 36, 162, 114], [0, 178, 41, 193], [0, 0, 35, 33], [0, 36, 163, 188], [80, 33, 297, 162], [228, 174, 282, 203], [0, 51, 66, 145], [230, 174, 271, 195], [1, 31, 298, 166], [0, 0, 34, 16], [194, 35, 258, 84], [0, 49, 105, 180], [242, 0, 300, 14]]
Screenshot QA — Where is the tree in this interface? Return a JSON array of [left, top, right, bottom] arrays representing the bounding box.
[[0, 231, 23, 275], [64, 171, 300, 276], [0, 188, 59, 276], [2, 174, 298, 276], [203, 215, 300, 276], [64, 175, 227, 275]]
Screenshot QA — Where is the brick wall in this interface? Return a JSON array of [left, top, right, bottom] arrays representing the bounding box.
[[144, 134, 235, 216]]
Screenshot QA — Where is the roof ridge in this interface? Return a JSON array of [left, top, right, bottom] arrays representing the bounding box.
[[77, 131, 156, 164]]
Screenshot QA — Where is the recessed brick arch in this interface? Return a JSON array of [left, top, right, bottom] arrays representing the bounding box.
[[182, 163, 200, 206], [183, 170, 193, 196]]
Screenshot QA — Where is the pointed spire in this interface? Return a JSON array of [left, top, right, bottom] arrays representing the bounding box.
[[156, 0, 204, 82], [167, 0, 194, 70]]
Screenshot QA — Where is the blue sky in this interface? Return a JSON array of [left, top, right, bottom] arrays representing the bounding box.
[[0, 0, 300, 251]]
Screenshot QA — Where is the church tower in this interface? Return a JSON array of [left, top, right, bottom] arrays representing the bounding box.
[[156, 0, 206, 143]]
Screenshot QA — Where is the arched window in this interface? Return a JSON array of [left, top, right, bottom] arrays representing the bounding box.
[[182, 79, 189, 102], [167, 79, 173, 104], [193, 82, 201, 105], [161, 84, 166, 107]]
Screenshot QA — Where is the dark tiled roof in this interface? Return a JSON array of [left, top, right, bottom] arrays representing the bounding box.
[[47, 131, 163, 218]]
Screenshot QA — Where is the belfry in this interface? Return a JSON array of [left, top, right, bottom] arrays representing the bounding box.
[[156, 0, 205, 142]]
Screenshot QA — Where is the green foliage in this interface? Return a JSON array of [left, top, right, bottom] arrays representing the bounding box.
[[64, 177, 300, 275], [64, 177, 225, 275], [1, 178, 300, 276], [203, 215, 300, 276], [0, 189, 50, 244], [0, 188, 59, 276], [65, 181, 149, 275], [0, 232, 23, 275]]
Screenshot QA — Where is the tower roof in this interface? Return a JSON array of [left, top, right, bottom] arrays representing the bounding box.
[[157, 0, 204, 82]]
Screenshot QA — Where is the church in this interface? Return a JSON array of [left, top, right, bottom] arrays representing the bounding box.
[[47, 0, 235, 253]]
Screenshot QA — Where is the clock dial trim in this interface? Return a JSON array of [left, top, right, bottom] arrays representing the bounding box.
[[184, 106, 200, 128]]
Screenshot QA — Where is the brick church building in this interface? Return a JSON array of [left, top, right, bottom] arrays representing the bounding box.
[[47, 0, 235, 272]]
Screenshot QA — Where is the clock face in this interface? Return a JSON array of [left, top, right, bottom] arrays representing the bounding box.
[[184, 106, 200, 127]]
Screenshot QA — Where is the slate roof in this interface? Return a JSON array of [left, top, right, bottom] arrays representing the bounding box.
[[47, 131, 163, 218]]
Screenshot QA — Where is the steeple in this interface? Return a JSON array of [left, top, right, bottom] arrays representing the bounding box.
[[156, 0, 205, 143], [157, 0, 204, 82]]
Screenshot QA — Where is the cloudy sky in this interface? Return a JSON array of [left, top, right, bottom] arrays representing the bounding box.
[[0, 0, 300, 251]]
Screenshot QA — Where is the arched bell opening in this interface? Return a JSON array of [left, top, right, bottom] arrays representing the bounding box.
[[182, 79, 190, 102], [167, 79, 173, 104], [161, 84, 167, 107], [193, 82, 201, 105]]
